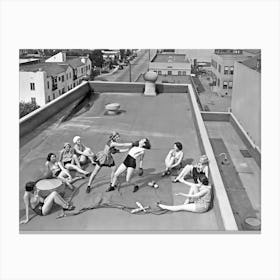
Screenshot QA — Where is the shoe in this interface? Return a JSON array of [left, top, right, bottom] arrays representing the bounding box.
[[133, 185, 139, 193], [161, 171, 167, 177], [85, 172, 91, 177], [86, 186, 91, 193], [172, 178, 178, 183], [63, 205, 75, 211], [106, 185, 116, 192], [166, 170, 171, 176]]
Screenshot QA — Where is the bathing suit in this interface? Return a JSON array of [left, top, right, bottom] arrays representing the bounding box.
[[32, 201, 44, 216], [123, 147, 145, 168], [192, 166, 207, 183], [194, 187, 212, 212], [95, 140, 117, 167], [59, 148, 74, 166]]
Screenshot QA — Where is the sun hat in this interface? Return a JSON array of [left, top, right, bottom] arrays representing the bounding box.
[[64, 142, 71, 148], [199, 155, 209, 164], [73, 136, 81, 144]]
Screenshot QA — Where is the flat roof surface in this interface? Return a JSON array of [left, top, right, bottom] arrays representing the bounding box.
[[20, 91, 220, 231], [152, 54, 189, 63]]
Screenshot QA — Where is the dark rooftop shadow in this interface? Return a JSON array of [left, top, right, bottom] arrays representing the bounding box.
[[61, 91, 100, 122]]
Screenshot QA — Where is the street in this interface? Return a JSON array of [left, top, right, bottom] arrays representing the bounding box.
[[103, 49, 150, 82]]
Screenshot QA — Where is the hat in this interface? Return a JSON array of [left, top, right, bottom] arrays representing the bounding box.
[[109, 131, 120, 140], [73, 136, 81, 144], [199, 155, 209, 164]]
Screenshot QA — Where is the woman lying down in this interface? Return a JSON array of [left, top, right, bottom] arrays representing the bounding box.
[[157, 174, 213, 213]]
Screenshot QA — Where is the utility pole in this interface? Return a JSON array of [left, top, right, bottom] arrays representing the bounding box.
[[129, 61, 132, 82]]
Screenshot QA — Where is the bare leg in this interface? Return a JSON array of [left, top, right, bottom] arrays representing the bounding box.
[[58, 171, 74, 190], [72, 154, 82, 169], [86, 164, 102, 193], [42, 191, 69, 215], [158, 203, 197, 212], [174, 164, 193, 181], [65, 163, 89, 175], [111, 164, 127, 187], [110, 166, 117, 183]]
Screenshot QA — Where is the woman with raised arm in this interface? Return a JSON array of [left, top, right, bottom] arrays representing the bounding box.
[[86, 132, 133, 193], [106, 138, 151, 193], [157, 175, 212, 213], [20, 181, 75, 224]]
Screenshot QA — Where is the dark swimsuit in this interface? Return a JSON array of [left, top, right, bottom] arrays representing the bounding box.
[[192, 167, 206, 183], [32, 201, 44, 216], [123, 154, 136, 169]]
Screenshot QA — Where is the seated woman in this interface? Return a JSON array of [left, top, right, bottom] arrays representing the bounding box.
[[20, 181, 75, 224], [172, 154, 209, 183], [162, 142, 184, 176], [157, 175, 212, 213], [59, 142, 91, 177], [73, 136, 96, 165], [86, 132, 133, 193], [107, 138, 151, 193], [45, 152, 80, 190]]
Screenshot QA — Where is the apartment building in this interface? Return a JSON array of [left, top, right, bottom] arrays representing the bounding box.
[[231, 54, 261, 149], [20, 52, 92, 106], [149, 54, 191, 75], [211, 49, 260, 96]]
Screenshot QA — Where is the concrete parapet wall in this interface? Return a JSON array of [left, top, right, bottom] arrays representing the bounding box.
[[188, 84, 238, 231], [89, 81, 144, 93], [20, 82, 90, 137]]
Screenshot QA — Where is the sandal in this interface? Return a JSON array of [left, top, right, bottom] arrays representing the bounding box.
[[106, 185, 116, 192], [63, 205, 75, 211]]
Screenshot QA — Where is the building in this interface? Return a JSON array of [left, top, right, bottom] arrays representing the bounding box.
[[231, 54, 261, 149], [175, 49, 214, 63], [19, 52, 92, 106], [149, 53, 191, 76], [210, 49, 260, 96]]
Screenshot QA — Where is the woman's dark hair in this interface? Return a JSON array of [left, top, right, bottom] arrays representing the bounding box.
[[25, 181, 35, 192], [143, 138, 151, 150], [47, 153, 56, 162], [174, 142, 183, 151], [199, 174, 209, 186]]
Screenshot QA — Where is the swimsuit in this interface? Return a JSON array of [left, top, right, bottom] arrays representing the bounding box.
[[194, 188, 212, 212], [95, 140, 117, 167], [123, 147, 145, 168], [32, 201, 44, 216]]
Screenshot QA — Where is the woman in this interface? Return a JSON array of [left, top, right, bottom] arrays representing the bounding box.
[[172, 154, 209, 183], [157, 175, 212, 213], [59, 142, 91, 177], [45, 152, 78, 190], [73, 136, 96, 165], [162, 142, 184, 176], [107, 138, 151, 193], [86, 132, 133, 193], [20, 181, 75, 224]]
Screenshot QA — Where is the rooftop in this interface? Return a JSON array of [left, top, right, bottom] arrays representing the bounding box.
[[20, 62, 67, 76], [151, 54, 190, 63]]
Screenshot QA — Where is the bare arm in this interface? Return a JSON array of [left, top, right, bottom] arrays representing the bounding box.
[[139, 152, 144, 169], [171, 152, 184, 168], [20, 193, 30, 224], [176, 189, 208, 199], [204, 166, 209, 178], [111, 142, 133, 148], [178, 178, 198, 188]]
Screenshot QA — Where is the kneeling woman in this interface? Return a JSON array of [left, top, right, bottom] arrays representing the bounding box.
[[157, 175, 212, 213], [86, 132, 133, 193], [107, 138, 151, 193], [20, 182, 74, 224]]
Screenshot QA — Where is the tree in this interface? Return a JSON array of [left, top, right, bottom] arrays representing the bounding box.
[[126, 49, 132, 57], [89, 50, 104, 68], [19, 101, 40, 118], [120, 49, 126, 60]]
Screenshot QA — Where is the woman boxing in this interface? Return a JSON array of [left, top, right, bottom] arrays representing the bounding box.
[[106, 138, 151, 193], [86, 132, 133, 193]]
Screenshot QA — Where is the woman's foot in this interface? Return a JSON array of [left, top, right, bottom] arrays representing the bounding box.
[[67, 182, 75, 191], [85, 171, 91, 177], [86, 186, 91, 193], [161, 171, 167, 177], [106, 184, 116, 192], [63, 205, 75, 211], [172, 178, 178, 183]]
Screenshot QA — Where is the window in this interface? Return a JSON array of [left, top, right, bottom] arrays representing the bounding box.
[[62, 75, 64, 82], [178, 71, 181, 76], [167, 71, 172, 75], [47, 81, 49, 89], [230, 66, 234, 75], [58, 77, 61, 81], [223, 81, 228, 89], [211, 59, 217, 69], [224, 66, 229, 75], [158, 71, 162, 75], [69, 73, 71, 79], [228, 81, 233, 89], [53, 77, 57, 83], [30, 83, 35, 90], [217, 78, 220, 86], [62, 88, 65, 94], [53, 93, 55, 99], [218, 64, 221, 73], [182, 71, 186, 75], [59, 90, 61, 95], [48, 96, 51, 102], [31, 97, 36, 104]]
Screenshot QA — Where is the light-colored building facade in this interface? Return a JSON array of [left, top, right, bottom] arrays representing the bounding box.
[[211, 49, 260, 96], [149, 54, 191, 75], [20, 52, 92, 106], [231, 54, 261, 149]]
